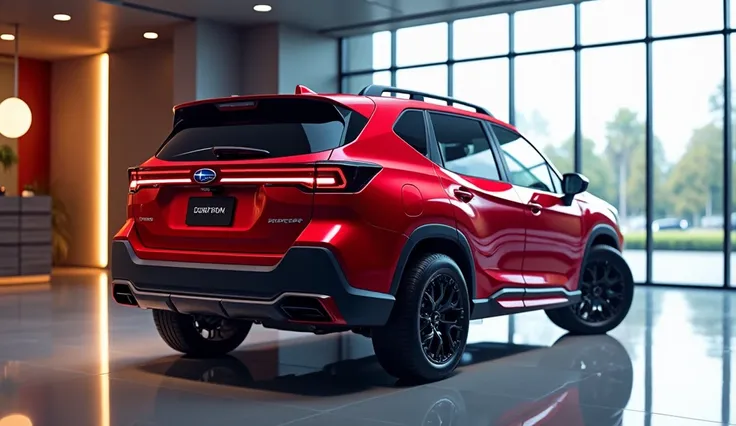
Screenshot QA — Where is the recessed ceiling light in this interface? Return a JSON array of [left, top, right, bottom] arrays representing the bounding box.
[[253, 4, 272, 12], [0, 34, 14, 41], [53, 14, 72, 21], [143, 32, 159, 40]]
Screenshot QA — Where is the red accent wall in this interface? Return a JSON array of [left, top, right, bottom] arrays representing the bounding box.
[[17, 58, 51, 193]]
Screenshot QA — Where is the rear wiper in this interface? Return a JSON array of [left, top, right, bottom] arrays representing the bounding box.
[[212, 146, 271, 160]]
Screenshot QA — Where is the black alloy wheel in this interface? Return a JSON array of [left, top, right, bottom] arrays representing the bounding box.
[[573, 259, 626, 324], [153, 310, 252, 357], [419, 273, 467, 366], [372, 253, 470, 382], [193, 315, 241, 341], [544, 245, 634, 335]]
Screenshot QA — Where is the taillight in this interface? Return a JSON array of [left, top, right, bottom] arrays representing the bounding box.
[[127, 162, 381, 193], [220, 162, 381, 193], [218, 167, 345, 190], [313, 161, 381, 193], [128, 168, 191, 193]]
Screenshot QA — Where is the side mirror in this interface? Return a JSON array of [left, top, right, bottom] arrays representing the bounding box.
[[562, 173, 589, 205]]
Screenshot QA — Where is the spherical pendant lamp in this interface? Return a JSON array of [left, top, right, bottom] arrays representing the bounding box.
[[0, 24, 32, 139], [0, 97, 32, 138]]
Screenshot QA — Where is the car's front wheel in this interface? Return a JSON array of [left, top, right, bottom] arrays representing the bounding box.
[[372, 253, 470, 383], [545, 245, 634, 335], [153, 310, 252, 357]]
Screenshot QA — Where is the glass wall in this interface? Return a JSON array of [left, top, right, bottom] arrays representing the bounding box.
[[340, 0, 736, 289]]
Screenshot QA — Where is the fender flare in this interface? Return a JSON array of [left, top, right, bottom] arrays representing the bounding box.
[[582, 223, 621, 267], [389, 224, 477, 300]]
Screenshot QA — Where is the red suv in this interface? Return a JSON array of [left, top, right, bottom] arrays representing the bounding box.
[[111, 84, 634, 383]]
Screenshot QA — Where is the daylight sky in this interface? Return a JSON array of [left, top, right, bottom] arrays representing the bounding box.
[[365, 0, 729, 163]]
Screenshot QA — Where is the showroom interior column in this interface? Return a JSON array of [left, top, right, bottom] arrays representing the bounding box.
[[173, 20, 243, 104], [723, 0, 733, 289], [573, 3, 582, 174], [340, 33, 372, 92], [644, 0, 654, 286], [174, 21, 339, 100]]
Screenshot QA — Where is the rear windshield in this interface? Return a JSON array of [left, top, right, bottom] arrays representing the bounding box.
[[156, 98, 368, 161]]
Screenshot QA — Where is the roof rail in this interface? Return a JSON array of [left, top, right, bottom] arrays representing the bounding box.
[[358, 85, 493, 117]]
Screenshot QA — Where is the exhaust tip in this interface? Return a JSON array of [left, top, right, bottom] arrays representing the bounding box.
[[112, 282, 138, 307], [279, 296, 331, 322]]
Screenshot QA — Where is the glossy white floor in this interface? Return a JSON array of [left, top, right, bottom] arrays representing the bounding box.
[[0, 270, 733, 426]]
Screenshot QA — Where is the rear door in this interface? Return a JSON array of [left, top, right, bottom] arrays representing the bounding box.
[[489, 123, 585, 292], [129, 97, 369, 257], [427, 112, 528, 300]]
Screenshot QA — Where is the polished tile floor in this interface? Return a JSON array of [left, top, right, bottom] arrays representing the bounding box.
[[0, 271, 733, 426]]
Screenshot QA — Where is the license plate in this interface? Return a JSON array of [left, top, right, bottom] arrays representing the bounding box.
[[186, 197, 236, 227]]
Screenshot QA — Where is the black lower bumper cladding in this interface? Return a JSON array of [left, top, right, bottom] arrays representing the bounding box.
[[110, 241, 394, 327]]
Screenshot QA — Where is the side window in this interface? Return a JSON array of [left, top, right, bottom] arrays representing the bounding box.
[[492, 124, 561, 193], [429, 112, 501, 181], [393, 110, 428, 156]]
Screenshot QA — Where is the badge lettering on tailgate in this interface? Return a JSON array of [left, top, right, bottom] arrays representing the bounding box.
[[193, 207, 227, 214], [268, 218, 304, 224]]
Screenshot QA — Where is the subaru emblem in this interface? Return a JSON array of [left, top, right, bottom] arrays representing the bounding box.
[[193, 168, 216, 184]]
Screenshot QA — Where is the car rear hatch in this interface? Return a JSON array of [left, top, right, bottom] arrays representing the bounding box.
[[128, 96, 370, 260]]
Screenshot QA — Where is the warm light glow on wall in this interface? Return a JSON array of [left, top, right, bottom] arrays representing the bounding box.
[[98, 272, 110, 426], [98, 54, 109, 268]]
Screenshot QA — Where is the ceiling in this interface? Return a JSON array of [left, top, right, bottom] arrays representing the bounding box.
[[128, 0, 580, 36], [0, 0, 187, 60], [0, 0, 579, 60]]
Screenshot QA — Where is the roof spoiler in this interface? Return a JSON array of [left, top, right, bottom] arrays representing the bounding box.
[[295, 84, 317, 95]]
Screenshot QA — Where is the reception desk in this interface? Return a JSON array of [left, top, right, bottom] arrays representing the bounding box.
[[0, 196, 52, 284]]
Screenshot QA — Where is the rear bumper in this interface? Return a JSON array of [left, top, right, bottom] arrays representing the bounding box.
[[110, 240, 394, 327]]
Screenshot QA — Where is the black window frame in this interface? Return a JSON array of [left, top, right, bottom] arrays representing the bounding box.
[[392, 108, 442, 164], [426, 110, 504, 182], [487, 122, 563, 194]]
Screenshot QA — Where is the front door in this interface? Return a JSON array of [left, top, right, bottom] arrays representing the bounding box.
[[428, 112, 529, 301], [490, 124, 585, 296]]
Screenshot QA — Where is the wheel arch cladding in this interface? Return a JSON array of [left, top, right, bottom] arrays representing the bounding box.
[[390, 224, 476, 300], [587, 223, 620, 251], [582, 223, 621, 267]]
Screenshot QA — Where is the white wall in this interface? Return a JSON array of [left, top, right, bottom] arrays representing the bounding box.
[[174, 20, 243, 103], [240, 25, 280, 95], [196, 21, 242, 99], [175, 22, 339, 100], [277, 25, 339, 94], [173, 23, 197, 105]]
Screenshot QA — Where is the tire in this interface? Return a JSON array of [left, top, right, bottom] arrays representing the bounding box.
[[372, 253, 470, 383], [152, 310, 252, 358], [546, 245, 634, 335]]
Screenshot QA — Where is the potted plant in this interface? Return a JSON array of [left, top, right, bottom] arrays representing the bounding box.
[[21, 184, 35, 197], [0, 145, 18, 172]]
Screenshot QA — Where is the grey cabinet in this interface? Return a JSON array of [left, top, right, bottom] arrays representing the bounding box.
[[0, 196, 52, 277]]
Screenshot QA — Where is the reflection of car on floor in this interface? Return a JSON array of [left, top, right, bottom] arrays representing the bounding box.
[[111, 84, 635, 382], [652, 217, 688, 232], [148, 334, 633, 426]]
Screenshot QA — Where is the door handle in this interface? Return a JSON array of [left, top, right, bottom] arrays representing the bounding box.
[[528, 203, 543, 216], [453, 188, 474, 203]]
